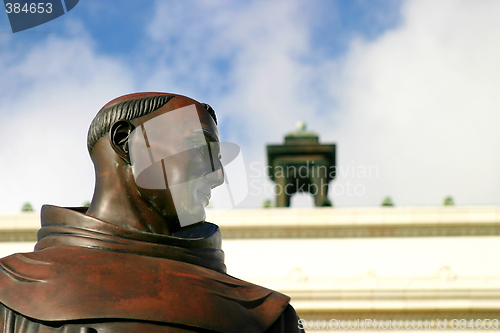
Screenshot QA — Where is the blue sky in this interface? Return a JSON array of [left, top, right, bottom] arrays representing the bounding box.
[[0, 0, 499, 213]]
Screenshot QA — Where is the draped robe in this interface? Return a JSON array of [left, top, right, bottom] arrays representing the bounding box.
[[0, 205, 303, 333]]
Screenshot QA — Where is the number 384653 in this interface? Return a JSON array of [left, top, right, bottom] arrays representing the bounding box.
[[5, 3, 53, 14], [452, 319, 499, 329]]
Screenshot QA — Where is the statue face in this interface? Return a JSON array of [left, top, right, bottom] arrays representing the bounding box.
[[128, 101, 224, 229]]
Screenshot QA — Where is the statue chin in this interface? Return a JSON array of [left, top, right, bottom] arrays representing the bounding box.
[[167, 180, 210, 228], [176, 202, 206, 228]]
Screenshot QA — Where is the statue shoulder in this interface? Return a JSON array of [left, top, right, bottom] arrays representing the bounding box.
[[264, 304, 305, 333]]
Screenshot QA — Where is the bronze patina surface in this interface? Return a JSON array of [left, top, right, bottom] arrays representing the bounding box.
[[0, 93, 304, 332]]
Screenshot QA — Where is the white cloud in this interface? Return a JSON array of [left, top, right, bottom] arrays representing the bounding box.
[[0, 23, 134, 213], [330, 0, 500, 206], [146, 0, 316, 134]]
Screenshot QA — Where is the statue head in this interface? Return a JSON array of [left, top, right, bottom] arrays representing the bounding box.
[[85, 92, 224, 234]]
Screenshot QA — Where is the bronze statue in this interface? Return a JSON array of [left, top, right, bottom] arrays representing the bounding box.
[[0, 93, 304, 332]]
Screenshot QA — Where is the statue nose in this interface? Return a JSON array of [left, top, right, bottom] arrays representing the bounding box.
[[204, 166, 224, 188]]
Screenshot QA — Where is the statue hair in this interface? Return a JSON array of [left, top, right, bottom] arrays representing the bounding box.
[[87, 94, 217, 154]]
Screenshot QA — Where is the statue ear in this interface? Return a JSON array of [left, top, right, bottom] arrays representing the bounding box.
[[110, 120, 135, 164]]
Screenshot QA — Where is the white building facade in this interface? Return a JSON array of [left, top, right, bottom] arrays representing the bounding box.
[[1, 206, 499, 331]]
